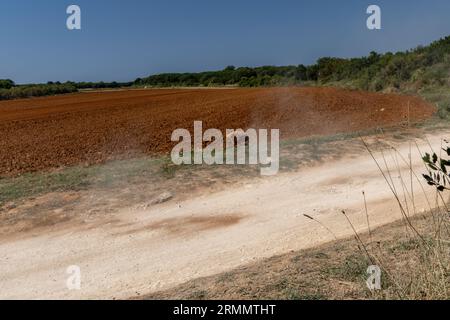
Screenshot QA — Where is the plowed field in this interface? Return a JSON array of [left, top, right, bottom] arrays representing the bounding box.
[[0, 87, 435, 176]]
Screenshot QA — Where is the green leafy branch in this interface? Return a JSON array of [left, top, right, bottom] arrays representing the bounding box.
[[422, 141, 450, 192]]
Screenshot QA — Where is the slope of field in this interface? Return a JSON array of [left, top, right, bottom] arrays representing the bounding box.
[[0, 87, 434, 176]]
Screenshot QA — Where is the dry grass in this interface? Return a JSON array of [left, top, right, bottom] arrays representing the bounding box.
[[139, 210, 448, 300], [355, 133, 449, 299]]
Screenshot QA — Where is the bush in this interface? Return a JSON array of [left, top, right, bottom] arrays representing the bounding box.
[[0, 79, 15, 89], [135, 36, 450, 91], [0, 83, 78, 101]]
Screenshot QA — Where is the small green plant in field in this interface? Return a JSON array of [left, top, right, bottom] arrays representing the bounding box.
[[187, 290, 208, 300], [420, 88, 450, 120], [434, 99, 450, 120], [0, 156, 168, 205], [325, 254, 369, 282], [389, 238, 422, 253], [284, 290, 325, 300], [0, 170, 90, 205]]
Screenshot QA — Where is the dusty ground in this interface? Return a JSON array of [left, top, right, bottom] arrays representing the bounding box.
[[0, 130, 447, 299], [140, 212, 449, 300], [0, 87, 434, 176]]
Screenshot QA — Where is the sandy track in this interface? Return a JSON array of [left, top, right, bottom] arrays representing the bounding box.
[[0, 87, 434, 176], [0, 132, 445, 299]]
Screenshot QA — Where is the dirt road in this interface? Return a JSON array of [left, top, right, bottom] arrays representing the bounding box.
[[0, 132, 445, 299]]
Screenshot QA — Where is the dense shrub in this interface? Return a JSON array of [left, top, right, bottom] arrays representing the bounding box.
[[0, 80, 133, 101], [0, 79, 15, 89], [0, 83, 78, 100], [136, 36, 450, 92]]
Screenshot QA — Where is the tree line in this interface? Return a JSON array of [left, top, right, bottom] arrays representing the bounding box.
[[1, 35, 449, 100], [0, 80, 133, 101], [135, 36, 450, 92]]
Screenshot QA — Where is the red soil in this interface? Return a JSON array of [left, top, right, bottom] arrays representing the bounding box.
[[0, 87, 435, 176]]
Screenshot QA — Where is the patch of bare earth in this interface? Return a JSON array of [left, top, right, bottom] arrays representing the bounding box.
[[0, 87, 434, 176]]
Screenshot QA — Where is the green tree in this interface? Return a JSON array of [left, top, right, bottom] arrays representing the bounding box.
[[0, 79, 15, 89]]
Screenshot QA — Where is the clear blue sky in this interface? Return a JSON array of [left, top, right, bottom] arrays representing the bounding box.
[[1, 0, 450, 84]]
